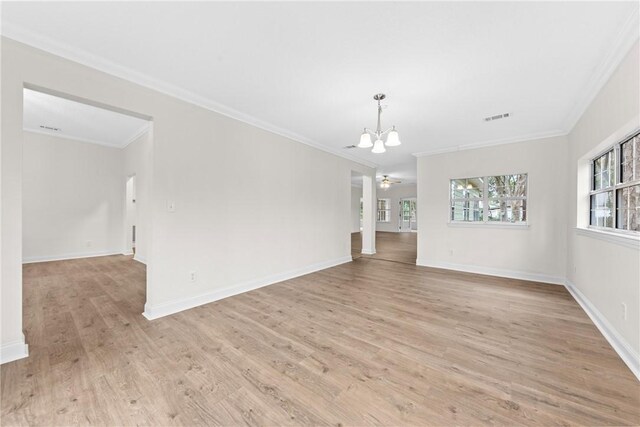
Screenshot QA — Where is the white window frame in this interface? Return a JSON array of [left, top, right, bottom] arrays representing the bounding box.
[[589, 130, 640, 236], [449, 174, 529, 226], [377, 198, 391, 223]]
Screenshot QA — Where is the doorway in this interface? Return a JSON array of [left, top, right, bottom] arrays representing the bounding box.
[[350, 170, 376, 259], [399, 198, 417, 232], [21, 85, 152, 320], [350, 172, 363, 259], [125, 175, 137, 255]]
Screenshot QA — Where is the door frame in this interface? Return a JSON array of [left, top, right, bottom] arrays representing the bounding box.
[[399, 197, 417, 232]]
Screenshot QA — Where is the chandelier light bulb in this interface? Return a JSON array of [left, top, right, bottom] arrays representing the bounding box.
[[372, 139, 386, 154], [385, 127, 401, 147], [358, 131, 373, 148]]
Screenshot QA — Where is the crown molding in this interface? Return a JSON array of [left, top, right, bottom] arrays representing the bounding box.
[[412, 129, 567, 157], [124, 122, 151, 147], [25, 121, 151, 149], [1, 25, 377, 169], [23, 126, 132, 149], [561, 5, 640, 133]]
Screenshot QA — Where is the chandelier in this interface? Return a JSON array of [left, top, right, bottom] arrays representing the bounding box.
[[357, 93, 401, 154]]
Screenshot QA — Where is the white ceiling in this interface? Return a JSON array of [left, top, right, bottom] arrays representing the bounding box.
[[23, 88, 150, 148], [4, 2, 638, 181]]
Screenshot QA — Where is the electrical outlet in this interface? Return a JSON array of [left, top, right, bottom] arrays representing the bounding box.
[[622, 303, 627, 320], [86, 240, 92, 248], [167, 201, 176, 213], [449, 249, 454, 256], [189, 271, 197, 283]]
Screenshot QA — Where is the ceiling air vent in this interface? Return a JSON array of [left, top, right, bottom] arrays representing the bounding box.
[[39, 125, 62, 131], [483, 113, 510, 122]]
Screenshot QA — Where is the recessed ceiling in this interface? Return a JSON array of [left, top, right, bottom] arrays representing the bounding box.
[[4, 2, 638, 181], [23, 88, 150, 148]]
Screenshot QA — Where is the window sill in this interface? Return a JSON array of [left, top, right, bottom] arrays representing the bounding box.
[[575, 227, 640, 249], [448, 221, 529, 229]]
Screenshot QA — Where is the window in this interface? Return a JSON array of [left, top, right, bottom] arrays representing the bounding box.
[[450, 174, 527, 224], [377, 198, 391, 222], [450, 177, 484, 222], [590, 131, 640, 233]]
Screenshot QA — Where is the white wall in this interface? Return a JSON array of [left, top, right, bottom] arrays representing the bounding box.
[[123, 129, 152, 263], [566, 42, 639, 367], [22, 132, 125, 262], [376, 184, 417, 233], [1, 37, 375, 360], [350, 185, 362, 233], [416, 135, 568, 284]]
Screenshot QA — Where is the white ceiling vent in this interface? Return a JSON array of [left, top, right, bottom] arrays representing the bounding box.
[[483, 113, 510, 122], [39, 125, 62, 131]]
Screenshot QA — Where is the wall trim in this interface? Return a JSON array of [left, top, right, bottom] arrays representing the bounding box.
[[564, 279, 640, 381], [23, 250, 126, 264], [133, 254, 147, 265], [575, 227, 640, 250], [23, 122, 150, 150], [561, 6, 640, 133], [2, 29, 376, 169], [123, 122, 151, 147], [23, 127, 130, 149], [142, 256, 352, 320], [361, 249, 377, 255], [416, 259, 565, 285], [1, 334, 29, 365], [412, 129, 567, 157]]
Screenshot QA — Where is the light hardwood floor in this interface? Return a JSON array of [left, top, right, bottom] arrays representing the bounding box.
[[1, 252, 639, 426], [351, 231, 417, 264]]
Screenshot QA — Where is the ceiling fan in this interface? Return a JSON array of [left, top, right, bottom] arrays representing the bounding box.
[[380, 175, 401, 189]]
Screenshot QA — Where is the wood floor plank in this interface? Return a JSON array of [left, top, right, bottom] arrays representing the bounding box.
[[2, 242, 639, 426]]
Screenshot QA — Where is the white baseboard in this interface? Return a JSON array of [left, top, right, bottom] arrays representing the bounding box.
[[1, 334, 29, 364], [143, 256, 352, 320], [23, 250, 125, 264], [133, 254, 147, 265], [416, 259, 565, 285], [361, 249, 376, 255], [564, 279, 640, 381], [122, 251, 134, 256]]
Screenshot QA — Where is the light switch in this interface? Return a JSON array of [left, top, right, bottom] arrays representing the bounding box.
[[167, 200, 176, 212]]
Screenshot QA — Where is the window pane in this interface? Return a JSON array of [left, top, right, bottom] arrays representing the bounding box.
[[593, 150, 614, 190], [636, 137, 640, 181], [621, 136, 640, 183], [487, 199, 527, 222], [590, 191, 613, 227], [616, 185, 640, 231], [377, 199, 391, 210], [594, 156, 602, 174], [377, 209, 390, 222], [487, 174, 527, 198], [451, 200, 483, 221], [451, 177, 483, 199]]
